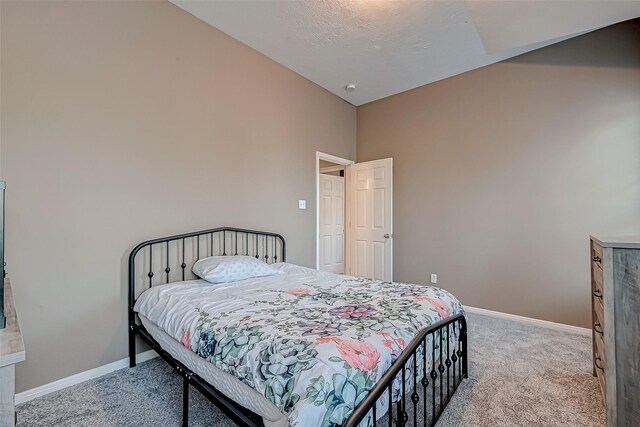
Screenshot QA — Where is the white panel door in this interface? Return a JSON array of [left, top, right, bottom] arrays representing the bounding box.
[[319, 174, 345, 274], [349, 158, 392, 281]]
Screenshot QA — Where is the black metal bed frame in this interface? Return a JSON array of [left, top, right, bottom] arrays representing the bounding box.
[[129, 227, 467, 427]]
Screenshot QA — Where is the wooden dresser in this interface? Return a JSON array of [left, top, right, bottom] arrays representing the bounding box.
[[0, 279, 25, 427], [590, 236, 640, 427]]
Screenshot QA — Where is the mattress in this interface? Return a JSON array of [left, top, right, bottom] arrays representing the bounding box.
[[135, 262, 464, 426], [139, 313, 288, 427]]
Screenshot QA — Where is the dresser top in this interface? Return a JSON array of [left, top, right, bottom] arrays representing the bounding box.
[[591, 235, 640, 249]]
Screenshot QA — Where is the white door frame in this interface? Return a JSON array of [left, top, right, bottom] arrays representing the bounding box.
[[316, 151, 354, 271]]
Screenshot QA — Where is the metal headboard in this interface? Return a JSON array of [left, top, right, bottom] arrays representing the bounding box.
[[128, 227, 285, 329]]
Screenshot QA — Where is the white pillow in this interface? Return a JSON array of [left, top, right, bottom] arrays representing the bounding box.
[[192, 255, 281, 284]]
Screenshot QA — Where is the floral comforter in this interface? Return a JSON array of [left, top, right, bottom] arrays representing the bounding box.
[[134, 263, 464, 427]]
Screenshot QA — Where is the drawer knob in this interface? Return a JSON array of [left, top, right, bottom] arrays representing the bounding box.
[[592, 255, 601, 263], [594, 322, 603, 335], [594, 356, 605, 372]]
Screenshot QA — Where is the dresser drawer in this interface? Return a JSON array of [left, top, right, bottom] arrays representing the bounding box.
[[592, 242, 603, 264], [593, 278, 604, 304], [592, 267, 604, 301], [594, 319, 605, 360], [593, 297, 604, 330], [595, 354, 606, 403], [591, 243, 604, 300], [594, 329, 606, 399]]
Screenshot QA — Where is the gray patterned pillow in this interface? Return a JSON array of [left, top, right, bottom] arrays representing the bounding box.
[[192, 255, 281, 284]]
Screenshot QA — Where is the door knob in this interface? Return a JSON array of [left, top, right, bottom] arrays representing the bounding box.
[[384, 234, 390, 239]]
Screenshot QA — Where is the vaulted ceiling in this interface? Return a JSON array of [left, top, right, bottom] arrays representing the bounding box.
[[171, 0, 640, 105]]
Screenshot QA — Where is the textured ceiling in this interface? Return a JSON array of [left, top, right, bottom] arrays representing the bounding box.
[[170, 0, 640, 106]]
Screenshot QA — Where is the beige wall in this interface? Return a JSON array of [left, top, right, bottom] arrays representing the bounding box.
[[357, 21, 640, 328], [319, 159, 341, 168], [0, 1, 355, 392], [2, 0, 638, 395]]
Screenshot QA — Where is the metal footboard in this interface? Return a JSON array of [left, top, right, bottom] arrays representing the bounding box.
[[344, 314, 468, 427]]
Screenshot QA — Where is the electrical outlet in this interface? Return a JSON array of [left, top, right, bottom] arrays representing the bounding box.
[[298, 200, 306, 209], [430, 273, 438, 284]]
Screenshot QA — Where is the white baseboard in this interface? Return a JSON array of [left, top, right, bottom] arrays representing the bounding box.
[[463, 305, 591, 336], [15, 350, 158, 405], [14, 306, 588, 405]]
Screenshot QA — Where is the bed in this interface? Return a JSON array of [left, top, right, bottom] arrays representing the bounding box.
[[128, 227, 467, 427]]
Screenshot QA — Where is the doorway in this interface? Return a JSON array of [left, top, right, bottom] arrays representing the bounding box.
[[316, 152, 352, 274], [316, 152, 394, 281]]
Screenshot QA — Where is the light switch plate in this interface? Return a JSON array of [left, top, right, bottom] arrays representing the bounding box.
[[298, 200, 306, 209], [430, 274, 438, 284]]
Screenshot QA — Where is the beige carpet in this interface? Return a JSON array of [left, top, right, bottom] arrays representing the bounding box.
[[16, 312, 605, 426], [437, 313, 604, 426]]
